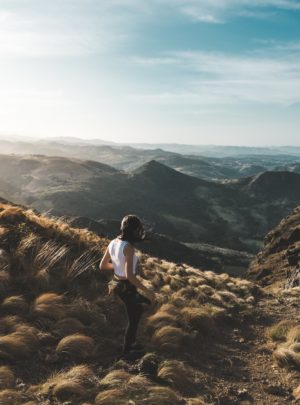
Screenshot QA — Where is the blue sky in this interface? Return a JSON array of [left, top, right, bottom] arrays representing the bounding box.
[[0, 0, 300, 145]]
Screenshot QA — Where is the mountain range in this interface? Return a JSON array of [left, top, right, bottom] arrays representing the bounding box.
[[0, 154, 299, 261], [1, 137, 300, 182]]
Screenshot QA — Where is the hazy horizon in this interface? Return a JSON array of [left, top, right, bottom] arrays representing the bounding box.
[[2, 133, 300, 150], [0, 1, 300, 145]]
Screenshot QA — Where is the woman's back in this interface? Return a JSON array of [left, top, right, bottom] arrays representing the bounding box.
[[108, 238, 138, 277]]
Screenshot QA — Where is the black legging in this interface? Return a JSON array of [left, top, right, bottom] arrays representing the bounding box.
[[114, 279, 151, 353]]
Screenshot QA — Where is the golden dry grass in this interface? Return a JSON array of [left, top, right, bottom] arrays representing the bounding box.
[[157, 359, 196, 394], [99, 370, 132, 388], [180, 306, 216, 333], [97, 370, 183, 404], [94, 388, 124, 404], [66, 297, 107, 329], [270, 318, 300, 372], [55, 334, 95, 360], [53, 317, 85, 337], [146, 311, 179, 333], [151, 325, 187, 351], [287, 326, 300, 343], [39, 364, 96, 401], [97, 370, 154, 403], [293, 384, 300, 400], [186, 399, 206, 405], [0, 202, 260, 404], [33, 241, 70, 272], [0, 325, 39, 360], [0, 316, 22, 335], [268, 320, 297, 342], [0, 271, 11, 294], [0, 366, 15, 389], [21, 402, 38, 405], [0, 389, 22, 404], [273, 347, 300, 369], [144, 386, 183, 404], [31, 293, 66, 321], [1, 295, 29, 316]]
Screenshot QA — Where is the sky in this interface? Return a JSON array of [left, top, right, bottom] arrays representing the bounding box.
[[0, 0, 300, 145]]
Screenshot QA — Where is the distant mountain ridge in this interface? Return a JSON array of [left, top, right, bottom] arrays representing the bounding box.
[[243, 171, 300, 199], [68, 215, 253, 275], [1, 137, 300, 182], [0, 154, 299, 257]]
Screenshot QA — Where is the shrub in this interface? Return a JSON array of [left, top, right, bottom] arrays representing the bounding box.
[[180, 307, 216, 334], [157, 359, 196, 394], [31, 293, 66, 321], [0, 325, 39, 360], [0, 366, 15, 389], [146, 311, 178, 333], [0, 389, 22, 404], [94, 388, 124, 404], [268, 320, 296, 342], [287, 326, 300, 343], [55, 334, 95, 360], [1, 296, 29, 316], [52, 380, 85, 400], [151, 326, 186, 351], [53, 317, 85, 338], [0, 316, 21, 335], [144, 386, 182, 404], [0, 271, 11, 294], [100, 370, 131, 388], [273, 348, 300, 369], [39, 365, 95, 400]]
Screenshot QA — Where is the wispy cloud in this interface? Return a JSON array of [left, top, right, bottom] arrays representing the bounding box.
[[160, 0, 300, 23], [0, 5, 129, 58], [130, 43, 300, 107], [0, 0, 299, 59]]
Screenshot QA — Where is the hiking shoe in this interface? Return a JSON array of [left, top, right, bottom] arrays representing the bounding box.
[[130, 342, 144, 351]]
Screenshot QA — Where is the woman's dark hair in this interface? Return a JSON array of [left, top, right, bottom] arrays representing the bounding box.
[[119, 214, 146, 244]]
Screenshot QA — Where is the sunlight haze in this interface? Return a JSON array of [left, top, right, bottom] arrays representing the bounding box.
[[0, 0, 300, 145]]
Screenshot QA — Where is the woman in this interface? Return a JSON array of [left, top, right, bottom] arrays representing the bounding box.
[[99, 214, 156, 355]]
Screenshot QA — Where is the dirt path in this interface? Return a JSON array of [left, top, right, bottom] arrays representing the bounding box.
[[98, 289, 300, 404], [211, 291, 300, 404]]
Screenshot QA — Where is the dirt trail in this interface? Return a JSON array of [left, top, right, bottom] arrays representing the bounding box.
[[103, 289, 300, 404], [211, 290, 300, 404]]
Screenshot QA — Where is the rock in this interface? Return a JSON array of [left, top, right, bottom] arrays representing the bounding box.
[[264, 383, 290, 396], [237, 388, 251, 400]]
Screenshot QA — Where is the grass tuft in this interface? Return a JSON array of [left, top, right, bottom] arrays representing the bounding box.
[[55, 334, 95, 360]]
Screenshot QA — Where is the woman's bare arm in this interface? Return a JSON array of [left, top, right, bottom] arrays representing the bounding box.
[[124, 244, 155, 299], [99, 247, 114, 271]]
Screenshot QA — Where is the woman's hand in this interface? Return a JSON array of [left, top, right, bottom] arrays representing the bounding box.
[[144, 289, 156, 305]]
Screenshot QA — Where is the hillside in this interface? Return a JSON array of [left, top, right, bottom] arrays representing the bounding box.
[[0, 155, 299, 257], [243, 171, 300, 200], [68, 216, 254, 276], [0, 202, 264, 404], [1, 202, 300, 402], [248, 206, 300, 287], [246, 206, 300, 403], [2, 138, 300, 182]]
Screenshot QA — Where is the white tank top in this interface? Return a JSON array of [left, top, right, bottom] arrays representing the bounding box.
[[108, 238, 138, 278]]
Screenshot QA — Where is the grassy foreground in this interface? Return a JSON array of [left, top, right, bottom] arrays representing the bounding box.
[[0, 202, 262, 404]]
